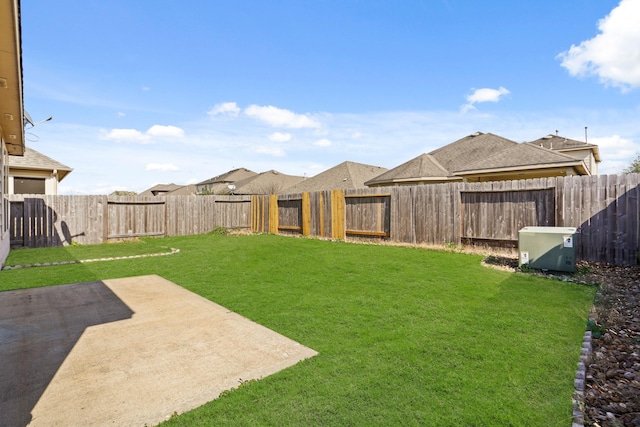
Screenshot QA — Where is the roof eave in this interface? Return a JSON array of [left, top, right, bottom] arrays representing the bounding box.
[[366, 176, 463, 186], [455, 161, 589, 176], [0, 0, 25, 156]]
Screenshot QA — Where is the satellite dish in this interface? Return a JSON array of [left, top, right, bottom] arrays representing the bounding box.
[[228, 184, 236, 190], [24, 109, 34, 127], [23, 110, 52, 128]]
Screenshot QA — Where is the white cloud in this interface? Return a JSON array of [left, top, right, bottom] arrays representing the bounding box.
[[351, 131, 362, 139], [117, 112, 126, 117], [244, 104, 321, 128], [314, 138, 332, 147], [590, 135, 639, 173], [141, 86, 151, 91], [208, 102, 241, 118], [103, 125, 184, 143], [146, 163, 180, 172], [147, 125, 185, 138], [268, 132, 292, 142], [557, 0, 640, 91], [253, 146, 286, 157], [461, 87, 510, 112], [104, 128, 150, 142]]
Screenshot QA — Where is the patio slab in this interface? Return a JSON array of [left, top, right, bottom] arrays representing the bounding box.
[[0, 275, 317, 427]]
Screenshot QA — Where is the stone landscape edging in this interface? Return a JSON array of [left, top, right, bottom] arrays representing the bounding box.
[[1, 248, 180, 270]]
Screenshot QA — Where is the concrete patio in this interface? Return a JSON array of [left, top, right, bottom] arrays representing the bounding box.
[[0, 275, 317, 426]]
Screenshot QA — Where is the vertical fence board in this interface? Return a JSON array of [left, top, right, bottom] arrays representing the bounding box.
[[331, 190, 345, 239]]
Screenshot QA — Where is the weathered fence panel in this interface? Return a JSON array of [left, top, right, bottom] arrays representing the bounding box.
[[213, 196, 252, 229], [107, 197, 165, 239], [391, 186, 416, 244], [460, 187, 555, 244]]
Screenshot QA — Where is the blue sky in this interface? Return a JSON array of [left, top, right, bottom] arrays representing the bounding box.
[[20, 0, 640, 194]]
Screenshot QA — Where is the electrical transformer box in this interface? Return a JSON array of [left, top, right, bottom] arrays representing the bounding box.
[[518, 226, 577, 273]]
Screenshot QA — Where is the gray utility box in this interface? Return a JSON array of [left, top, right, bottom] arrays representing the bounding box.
[[518, 226, 577, 272]]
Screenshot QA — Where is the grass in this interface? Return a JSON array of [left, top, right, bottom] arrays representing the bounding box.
[[1, 234, 596, 426]]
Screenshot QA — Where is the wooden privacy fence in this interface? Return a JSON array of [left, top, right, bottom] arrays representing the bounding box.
[[251, 174, 640, 265], [8, 194, 252, 247], [7, 173, 640, 265]]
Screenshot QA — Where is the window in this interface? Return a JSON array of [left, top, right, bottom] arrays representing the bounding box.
[[14, 177, 46, 194]]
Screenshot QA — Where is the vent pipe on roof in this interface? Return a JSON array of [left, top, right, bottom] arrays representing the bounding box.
[[555, 130, 559, 136], [585, 126, 588, 144]]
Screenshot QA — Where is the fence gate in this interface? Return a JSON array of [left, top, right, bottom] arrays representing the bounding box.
[[9, 198, 64, 248]]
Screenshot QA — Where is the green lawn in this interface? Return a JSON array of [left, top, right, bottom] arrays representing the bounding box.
[[1, 234, 595, 426]]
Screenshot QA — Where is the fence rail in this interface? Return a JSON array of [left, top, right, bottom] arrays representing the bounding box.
[[7, 173, 640, 265]]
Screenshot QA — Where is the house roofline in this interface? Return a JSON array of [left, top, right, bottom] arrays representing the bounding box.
[[366, 175, 463, 186], [454, 160, 589, 176]]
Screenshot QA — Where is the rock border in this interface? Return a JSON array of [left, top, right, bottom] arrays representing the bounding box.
[[573, 329, 593, 427], [1, 248, 180, 270]]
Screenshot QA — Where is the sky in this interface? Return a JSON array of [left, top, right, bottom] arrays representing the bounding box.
[[20, 0, 640, 195]]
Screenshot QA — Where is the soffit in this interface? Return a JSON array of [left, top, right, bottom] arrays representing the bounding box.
[[0, 0, 24, 155]]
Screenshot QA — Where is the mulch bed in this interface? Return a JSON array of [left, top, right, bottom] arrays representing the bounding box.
[[483, 256, 640, 427]]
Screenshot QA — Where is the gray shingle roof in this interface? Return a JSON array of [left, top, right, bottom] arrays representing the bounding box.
[[233, 170, 305, 195], [430, 132, 518, 172], [365, 154, 451, 186], [196, 168, 257, 186], [286, 161, 388, 193], [528, 134, 601, 161], [165, 184, 197, 196], [8, 147, 73, 181], [139, 183, 184, 196], [366, 131, 596, 186], [456, 142, 586, 173]]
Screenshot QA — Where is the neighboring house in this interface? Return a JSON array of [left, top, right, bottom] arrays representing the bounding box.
[[233, 170, 304, 195], [1, 0, 25, 266], [8, 147, 72, 195], [528, 134, 600, 175], [196, 168, 257, 194], [285, 161, 388, 193], [366, 132, 600, 187], [138, 183, 184, 196]]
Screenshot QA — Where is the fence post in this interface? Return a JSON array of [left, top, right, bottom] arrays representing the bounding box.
[[302, 192, 311, 236], [268, 194, 279, 234], [331, 189, 345, 239]]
